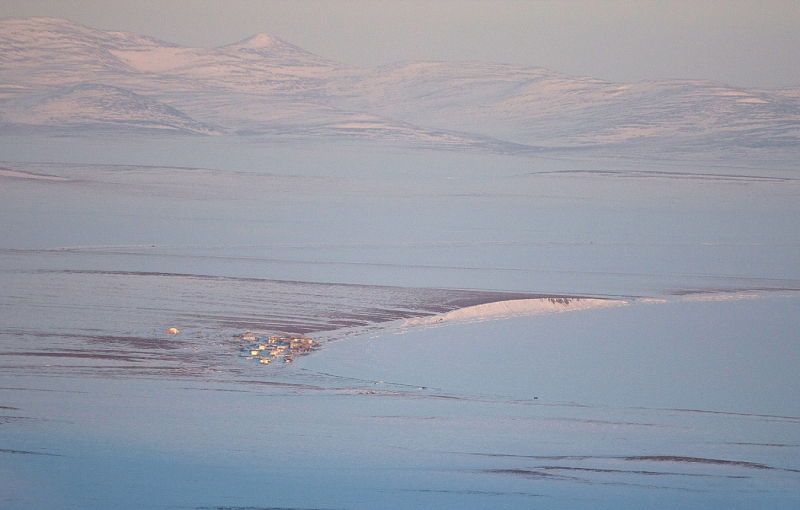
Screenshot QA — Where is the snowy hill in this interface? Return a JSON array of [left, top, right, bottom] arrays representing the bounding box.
[[1, 17, 797, 156], [1, 83, 221, 134], [326, 61, 800, 151]]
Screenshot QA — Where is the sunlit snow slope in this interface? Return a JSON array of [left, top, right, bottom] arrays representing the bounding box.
[[1, 17, 798, 157]]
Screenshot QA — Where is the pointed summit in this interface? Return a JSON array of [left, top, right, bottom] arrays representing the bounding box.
[[227, 32, 282, 50], [219, 32, 309, 55], [217, 32, 338, 67]]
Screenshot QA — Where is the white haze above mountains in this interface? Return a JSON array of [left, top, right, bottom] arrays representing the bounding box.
[[1, 17, 799, 158]]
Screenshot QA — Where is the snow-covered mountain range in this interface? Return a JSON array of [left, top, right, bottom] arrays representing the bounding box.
[[1, 17, 798, 156]]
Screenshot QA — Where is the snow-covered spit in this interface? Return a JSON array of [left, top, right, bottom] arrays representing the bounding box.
[[402, 297, 627, 328]]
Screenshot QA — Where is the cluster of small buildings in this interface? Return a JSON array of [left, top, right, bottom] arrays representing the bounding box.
[[234, 332, 318, 365]]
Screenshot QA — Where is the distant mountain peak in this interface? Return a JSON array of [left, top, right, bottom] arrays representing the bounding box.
[[0, 16, 796, 155], [217, 32, 336, 65], [227, 32, 282, 50]]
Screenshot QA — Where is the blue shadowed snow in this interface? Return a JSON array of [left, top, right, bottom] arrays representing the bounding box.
[[1, 138, 799, 509]]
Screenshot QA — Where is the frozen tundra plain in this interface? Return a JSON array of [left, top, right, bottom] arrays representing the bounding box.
[[1, 17, 799, 509]]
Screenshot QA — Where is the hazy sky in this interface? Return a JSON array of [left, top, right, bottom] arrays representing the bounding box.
[[2, 0, 798, 88]]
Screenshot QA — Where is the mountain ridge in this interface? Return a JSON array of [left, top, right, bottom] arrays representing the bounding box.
[[1, 17, 797, 157]]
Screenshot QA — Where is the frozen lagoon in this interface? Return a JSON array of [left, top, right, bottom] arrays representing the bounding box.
[[1, 136, 799, 508]]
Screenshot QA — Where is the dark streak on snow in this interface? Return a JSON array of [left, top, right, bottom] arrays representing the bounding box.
[[196, 507, 346, 510], [726, 442, 800, 448], [483, 468, 576, 481], [401, 488, 546, 497], [622, 456, 800, 473], [0, 448, 62, 457], [0, 351, 147, 363], [534, 465, 743, 478], [669, 287, 800, 297], [460, 451, 800, 472], [643, 406, 800, 423], [527, 169, 798, 182], [0, 387, 88, 393], [482, 468, 710, 492], [0, 330, 185, 350]]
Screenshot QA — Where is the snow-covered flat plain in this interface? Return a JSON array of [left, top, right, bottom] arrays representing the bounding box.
[[1, 135, 798, 509], [1, 17, 799, 508]]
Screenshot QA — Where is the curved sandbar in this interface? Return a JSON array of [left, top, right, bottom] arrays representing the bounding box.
[[403, 297, 628, 328]]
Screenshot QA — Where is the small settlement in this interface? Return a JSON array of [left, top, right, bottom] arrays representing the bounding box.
[[233, 332, 318, 366]]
